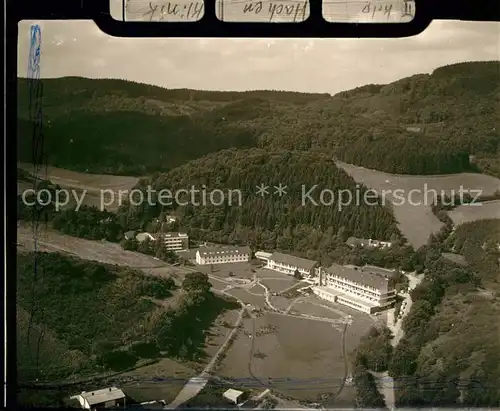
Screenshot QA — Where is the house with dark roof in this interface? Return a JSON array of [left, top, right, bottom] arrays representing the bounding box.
[[346, 237, 392, 249], [313, 264, 396, 314], [266, 252, 318, 277]]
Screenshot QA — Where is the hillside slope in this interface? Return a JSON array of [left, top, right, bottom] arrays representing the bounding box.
[[17, 61, 500, 177], [117, 149, 402, 258], [17, 252, 235, 385], [390, 219, 500, 407]]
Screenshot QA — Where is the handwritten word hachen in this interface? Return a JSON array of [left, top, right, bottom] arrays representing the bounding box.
[[221, 0, 308, 22]]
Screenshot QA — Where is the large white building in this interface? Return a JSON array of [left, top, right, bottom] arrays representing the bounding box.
[[313, 264, 396, 314], [266, 252, 318, 277], [134, 232, 189, 251], [195, 246, 252, 265]]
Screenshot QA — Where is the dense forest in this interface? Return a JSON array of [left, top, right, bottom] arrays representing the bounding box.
[[116, 149, 403, 256], [17, 251, 238, 407], [389, 219, 500, 406], [18, 61, 500, 177], [345, 219, 500, 407]]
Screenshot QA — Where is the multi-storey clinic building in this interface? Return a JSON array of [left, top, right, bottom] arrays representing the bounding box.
[[158, 232, 189, 251], [266, 252, 318, 277], [314, 264, 396, 314], [195, 246, 251, 265]]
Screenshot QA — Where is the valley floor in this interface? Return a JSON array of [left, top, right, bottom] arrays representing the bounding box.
[[16, 224, 376, 408]]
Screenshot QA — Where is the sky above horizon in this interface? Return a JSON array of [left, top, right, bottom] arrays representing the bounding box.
[[18, 20, 499, 95]]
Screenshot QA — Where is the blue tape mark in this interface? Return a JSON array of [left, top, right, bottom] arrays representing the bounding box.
[[28, 24, 42, 79]]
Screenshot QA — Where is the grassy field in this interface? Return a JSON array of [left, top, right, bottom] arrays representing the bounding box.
[[336, 161, 500, 249], [17, 222, 181, 272], [448, 200, 500, 226], [17, 163, 141, 212], [196, 261, 256, 279], [216, 307, 373, 405], [117, 358, 197, 404], [259, 278, 299, 293]]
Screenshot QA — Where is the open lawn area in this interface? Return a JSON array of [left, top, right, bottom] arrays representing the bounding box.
[[259, 278, 299, 294], [197, 262, 255, 280], [448, 200, 500, 225], [218, 313, 345, 402], [17, 222, 185, 275], [227, 288, 267, 308], [336, 161, 500, 249], [118, 359, 197, 404], [216, 308, 373, 405]]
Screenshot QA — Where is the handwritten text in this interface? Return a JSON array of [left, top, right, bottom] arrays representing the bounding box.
[[219, 0, 309, 22], [323, 0, 415, 23], [126, 0, 204, 21]]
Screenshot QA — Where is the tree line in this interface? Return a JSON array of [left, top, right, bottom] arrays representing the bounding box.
[[17, 61, 499, 178]]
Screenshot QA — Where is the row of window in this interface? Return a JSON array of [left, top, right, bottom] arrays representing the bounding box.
[[326, 280, 381, 300], [270, 262, 310, 272], [336, 296, 371, 313], [200, 256, 249, 262], [269, 264, 308, 274], [325, 276, 388, 295]]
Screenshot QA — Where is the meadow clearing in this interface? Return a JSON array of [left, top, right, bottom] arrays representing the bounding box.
[[336, 161, 500, 248], [18, 163, 141, 212], [447, 200, 500, 226], [216, 308, 372, 405]]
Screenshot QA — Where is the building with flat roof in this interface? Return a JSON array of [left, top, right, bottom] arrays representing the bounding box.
[[70, 387, 126, 410], [266, 252, 317, 277], [195, 246, 251, 265], [354, 264, 398, 278], [313, 264, 396, 314], [158, 232, 189, 251]]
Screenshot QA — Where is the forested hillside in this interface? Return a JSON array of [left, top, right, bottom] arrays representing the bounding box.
[[17, 252, 236, 389], [116, 149, 403, 256], [390, 219, 500, 406], [18, 61, 500, 177]]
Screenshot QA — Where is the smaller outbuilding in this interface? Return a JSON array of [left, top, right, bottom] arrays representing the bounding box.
[[222, 388, 245, 405]]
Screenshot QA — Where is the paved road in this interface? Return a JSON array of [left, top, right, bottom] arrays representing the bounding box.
[[165, 269, 253, 409], [370, 371, 395, 411], [382, 272, 424, 409]]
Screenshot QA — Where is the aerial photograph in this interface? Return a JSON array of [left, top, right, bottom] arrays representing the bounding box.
[[16, 15, 500, 411]]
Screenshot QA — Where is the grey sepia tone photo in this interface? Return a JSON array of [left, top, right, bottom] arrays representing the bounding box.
[[16, 17, 500, 411]]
